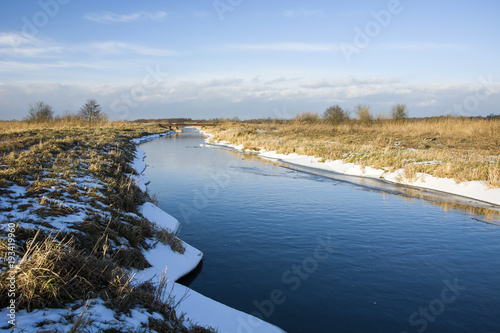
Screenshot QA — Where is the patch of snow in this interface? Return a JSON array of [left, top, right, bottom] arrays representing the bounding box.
[[384, 170, 500, 206], [139, 202, 180, 233], [207, 141, 500, 207], [131, 146, 147, 174], [8, 185, 27, 198], [170, 283, 285, 333], [136, 240, 203, 283]]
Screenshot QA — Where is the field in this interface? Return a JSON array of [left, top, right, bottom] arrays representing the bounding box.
[[0, 121, 213, 332], [205, 117, 500, 188]]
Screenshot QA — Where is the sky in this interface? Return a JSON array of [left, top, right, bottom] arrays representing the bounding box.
[[0, 0, 499, 120]]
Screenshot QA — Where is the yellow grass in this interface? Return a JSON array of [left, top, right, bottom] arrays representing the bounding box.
[[205, 117, 500, 188]]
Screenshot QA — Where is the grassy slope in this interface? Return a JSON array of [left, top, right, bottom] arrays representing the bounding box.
[[0, 121, 213, 332], [206, 117, 499, 188]]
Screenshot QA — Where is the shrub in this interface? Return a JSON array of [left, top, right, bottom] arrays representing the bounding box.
[[26, 101, 54, 123], [356, 104, 373, 125], [295, 111, 320, 123], [391, 104, 409, 121], [324, 105, 350, 125]]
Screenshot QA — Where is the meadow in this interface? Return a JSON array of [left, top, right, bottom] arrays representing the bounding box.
[[205, 116, 500, 188]]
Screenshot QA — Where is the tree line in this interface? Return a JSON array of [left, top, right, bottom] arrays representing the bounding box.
[[25, 99, 108, 124], [299, 103, 409, 125]]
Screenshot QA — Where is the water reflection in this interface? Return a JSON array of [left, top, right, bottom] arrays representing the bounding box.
[[217, 145, 500, 223], [143, 129, 500, 333]]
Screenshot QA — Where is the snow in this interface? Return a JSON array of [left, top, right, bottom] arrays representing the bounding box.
[[170, 283, 285, 333], [135, 239, 203, 283], [205, 136, 500, 206], [384, 170, 500, 205], [1, 130, 285, 333], [131, 146, 147, 174], [139, 202, 180, 233], [132, 132, 171, 145], [0, 299, 157, 332]]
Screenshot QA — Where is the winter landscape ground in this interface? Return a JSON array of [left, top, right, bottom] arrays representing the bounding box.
[[0, 121, 284, 332], [1, 116, 499, 332], [203, 117, 500, 208]]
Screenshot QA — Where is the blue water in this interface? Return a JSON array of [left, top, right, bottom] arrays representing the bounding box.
[[141, 130, 500, 333]]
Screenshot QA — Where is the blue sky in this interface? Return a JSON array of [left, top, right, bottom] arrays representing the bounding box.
[[1, 0, 499, 120]]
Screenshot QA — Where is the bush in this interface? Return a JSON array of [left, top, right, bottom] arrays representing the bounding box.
[[295, 112, 320, 123], [26, 101, 54, 122], [391, 104, 409, 121], [356, 104, 373, 125], [324, 105, 349, 125]]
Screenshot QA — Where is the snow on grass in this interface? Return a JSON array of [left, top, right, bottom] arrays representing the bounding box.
[[384, 170, 500, 205], [205, 136, 500, 206], [0, 299, 159, 333], [1, 128, 284, 333]]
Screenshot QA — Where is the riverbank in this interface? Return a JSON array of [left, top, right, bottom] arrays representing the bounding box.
[[200, 119, 500, 208], [131, 137, 285, 333], [0, 122, 284, 332]]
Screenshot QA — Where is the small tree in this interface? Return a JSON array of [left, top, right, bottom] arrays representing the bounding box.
[[79, 99, 102, 125], [323, 105, 349, 125], [390, 104, 409, 121], [26, 101, 54, 122], [356, 104, 373, 125]]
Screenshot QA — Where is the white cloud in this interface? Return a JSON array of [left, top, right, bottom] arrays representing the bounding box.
[[0, 31, 180, 74], [83, 11, 168, 24], [84, 41, 180, 57], [0, 33, 65, 58], [0, 32, 39, 47], [2, 76, 499, 120]]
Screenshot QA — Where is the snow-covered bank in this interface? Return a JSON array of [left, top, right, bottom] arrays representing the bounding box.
[[203, 133, 500, 207], [1, 129, 284, 333], [131, 133, 285, 332]]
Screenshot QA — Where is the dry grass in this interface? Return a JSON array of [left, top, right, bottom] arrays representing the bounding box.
[[0, 230, 129, 311], [0, 232, 212, 332], [207, 117, 500, 188], [0, 121, 207, 331]]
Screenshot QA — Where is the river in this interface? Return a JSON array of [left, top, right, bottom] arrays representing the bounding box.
[[141, 129, 500, 333]]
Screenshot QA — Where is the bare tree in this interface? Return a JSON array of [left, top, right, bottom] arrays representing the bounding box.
[[79, 99, 102, 124], [323, 105, 349, 125], [26, 101, 54, 122], [390, 104, 409, 121]]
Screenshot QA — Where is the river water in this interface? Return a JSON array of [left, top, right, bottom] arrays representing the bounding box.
[[141, 129, 500, 333]]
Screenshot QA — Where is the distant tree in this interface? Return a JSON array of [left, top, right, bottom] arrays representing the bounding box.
[[79, 99, 102, 124], [26, 101, 54, 122], [355, 104, 373, 125], [390, 104, 409, 121], [323, 105, 349, 125]]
